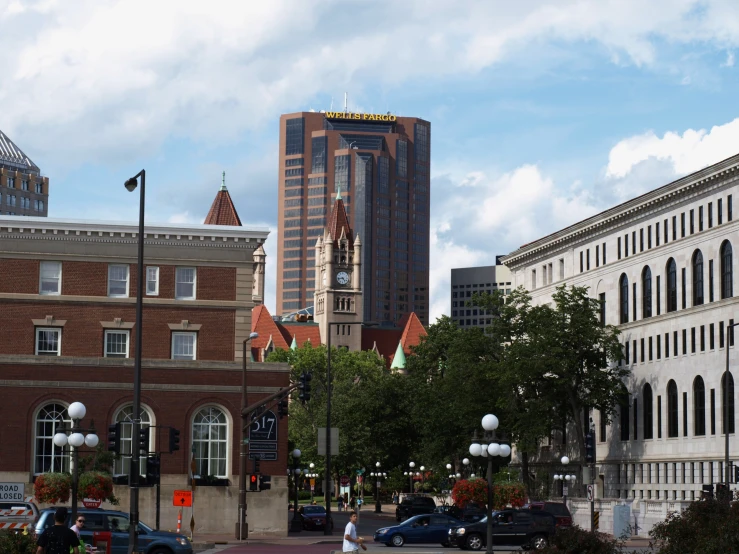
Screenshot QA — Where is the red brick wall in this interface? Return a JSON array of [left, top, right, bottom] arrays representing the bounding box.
[[0, 259, 39, 294], [198, 266, 236, 301], [61, 262, 108, 296]]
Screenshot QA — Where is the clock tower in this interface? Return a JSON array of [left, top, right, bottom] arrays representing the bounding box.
[[314, 189, 363, 351]]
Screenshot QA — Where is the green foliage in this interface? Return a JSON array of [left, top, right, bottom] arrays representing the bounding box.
[[34, 472, 72, 504], [78, 444, 117, 474], [539, 525, 633, 554], [0, 530, 38, 554], [78, 471, 119, 505], [649, 498, 739, 553]]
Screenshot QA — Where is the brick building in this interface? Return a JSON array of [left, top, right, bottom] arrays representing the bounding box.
[[0, 129, 49, 216], [0, 201, 292, 535]]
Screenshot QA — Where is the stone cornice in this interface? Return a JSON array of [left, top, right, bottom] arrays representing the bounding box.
[[0, 292, 253, 309], [0, 379, 282, 394]]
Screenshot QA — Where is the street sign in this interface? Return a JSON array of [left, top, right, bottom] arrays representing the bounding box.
[[82, 498, 101, 509], [340, 475, 350, 486], [587, 484, 594, 502], [0, 483, 24, 501], [173, 490, 193, 507], [249, 410, 278, 461]]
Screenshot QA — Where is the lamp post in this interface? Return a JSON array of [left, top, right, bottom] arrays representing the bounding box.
[[420, 466, 426, 492], [553, 456, 575, 507], [408, 462, 416, 494], [462, 458, 470, 478], [469, 414, 511, 554], [373, 462, 383, 512], [309, 463, 316, 503], [237, 331, 259, 540], [324, 320, 376, 535], [290, 449, 302, 532], [123, 170, 146, 554], [53, 402, 99, 523], [725, 322, 739, 498]]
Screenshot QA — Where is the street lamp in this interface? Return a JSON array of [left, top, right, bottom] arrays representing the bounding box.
[[290, 449, 302, 532], [309, 463, 315, 503], [408, 462, 416, 494], [123, 169, 146, 554], [469, 414, 511, 554], [420, 466, 426, 492], [462, 458, 470, 478], [52, 402, 99, 523], [553, 456, 575, 506], [237, 331, 259, 540], [374, 462, 383, 513], [725, 321, 739, 497]]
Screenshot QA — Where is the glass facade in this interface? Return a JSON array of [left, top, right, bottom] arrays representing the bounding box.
[[285, 118, 305, 155], [335, 155, 351, 193], [311, 136, 328, 173], [355, 153, 374, 320]]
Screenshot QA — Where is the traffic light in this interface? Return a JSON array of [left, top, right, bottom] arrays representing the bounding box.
[[298, 372, 312, 403], [250, 474, 258, 491], [585, 431, 595, 464], [145, 456, 161, 483], [107, 422, 121, 454], [168, 427, 181, 453], [253, 458, 261, 475], [259, 475, 272, 491], [138, 426, 150, 455], [703, 484, 715, 499], [277, 397, 288, 419]]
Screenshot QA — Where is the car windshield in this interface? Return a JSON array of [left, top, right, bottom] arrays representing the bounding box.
[[302, 506, 326, 514]]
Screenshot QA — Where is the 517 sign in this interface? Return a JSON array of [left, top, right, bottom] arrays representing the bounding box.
[[249, 410, 277, 461]]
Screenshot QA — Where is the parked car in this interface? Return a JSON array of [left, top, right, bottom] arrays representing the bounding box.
[[374, 513, 462, 547], [35, 508, 192, 554], [448, 508, 556, 551], [395, 495, 436, 521], [0, 499, 39, 533], [434, 503, 485, 522], [298, 505, 330, 531], [522, 501, 572, 529]]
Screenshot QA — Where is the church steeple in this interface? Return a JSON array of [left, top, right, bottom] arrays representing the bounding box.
[[204, 170, 242, 226]]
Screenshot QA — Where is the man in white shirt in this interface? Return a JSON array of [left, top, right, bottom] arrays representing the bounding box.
[[343, 512, 364, 553]]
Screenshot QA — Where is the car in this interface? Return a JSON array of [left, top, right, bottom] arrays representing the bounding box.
[[447, 508, 556, 551], [374, 513, 462, 547], [395, 495, 436, 521], [35, 508, 193, 554], [434, 503, 485, 522], [0, 499, 39, 533], [522, 501, 572, 529], [298, 505, 330, 531]]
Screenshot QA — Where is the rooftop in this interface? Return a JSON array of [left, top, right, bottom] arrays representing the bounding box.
[[0, 130, 40, 173]]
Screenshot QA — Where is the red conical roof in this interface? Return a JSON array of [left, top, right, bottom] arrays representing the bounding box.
[[326, 195, 353, 249], [204, 172, 242, 226]]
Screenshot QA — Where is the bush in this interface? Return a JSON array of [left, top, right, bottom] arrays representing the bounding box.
[[650, 498, 739, 554], [0, 530, 38, 554], [538, 525, 637, 554], [451, 478, 526, 509], [78, 471, 118, 505], [34, 472, 72, 504]]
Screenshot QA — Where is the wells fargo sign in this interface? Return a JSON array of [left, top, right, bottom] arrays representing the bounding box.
[[325, 111, 397, 122]]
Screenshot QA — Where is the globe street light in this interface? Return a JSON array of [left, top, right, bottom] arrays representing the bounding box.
[[469, 414, 511, 554], [408, 462, 416, 494], [290, 449, 302, 532], [553, 456, 575, 507], [462, 458, 470, 478], [420, 466, 426, 492], [374, 462, 384, 513]]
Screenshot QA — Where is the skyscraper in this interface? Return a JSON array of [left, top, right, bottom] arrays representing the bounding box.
[[277, 111, 431, 325]]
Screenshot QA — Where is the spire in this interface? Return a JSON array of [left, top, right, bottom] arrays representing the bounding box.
[[221, 170, 227, 191], [204, 171, 242, 226], [390, 340, 406, 371], [290, 335, 297, 350], [336, 183, 342, 201], [326, 188, 354, 249]]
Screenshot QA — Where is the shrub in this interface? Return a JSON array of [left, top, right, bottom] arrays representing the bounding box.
[[451, 478, 526, 510], [0, 530, 38, 554], [650, 498, 739, 554], [538, 525, 636, 554], [34, 472, 72, 504]]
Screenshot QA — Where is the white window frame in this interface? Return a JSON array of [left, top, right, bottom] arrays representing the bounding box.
[[104, 330, 130, 358], [172, 332, 197, 360], [112, 405, 154, 477], [191, 406, 230, 478], [108, 264, 130, 297], [35, 327, 61, 356], [39, 261, 62, 295], [146, 266, 159, 296], [175, 267, 197, 300]]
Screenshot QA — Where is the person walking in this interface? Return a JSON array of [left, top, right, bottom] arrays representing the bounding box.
[[349, 495, 356, 511], [337, 495, 344, 512], [36, 507, 80, 554], [69, 514, 86, 552], [342, 512, 365, 553]]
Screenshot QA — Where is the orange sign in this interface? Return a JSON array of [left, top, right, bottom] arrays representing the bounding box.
[[173, 490, 192, 507]]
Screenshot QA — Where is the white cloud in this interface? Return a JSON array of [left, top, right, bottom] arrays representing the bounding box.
[[723, 51, 735, 67]]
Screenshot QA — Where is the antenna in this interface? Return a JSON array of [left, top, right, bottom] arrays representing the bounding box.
[[344, 92, 348, 113], [330, 97, 334, 111]]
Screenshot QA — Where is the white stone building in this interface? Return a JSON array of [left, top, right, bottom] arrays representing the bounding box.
[[501, 153, 739, 503]]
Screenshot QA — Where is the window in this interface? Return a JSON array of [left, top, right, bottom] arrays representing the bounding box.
[[105, 330, 129, 358], [693, 250, 704, 306], [656, 222, 660, 246], [311, 136, 328, 173], [643, 384, 653, 439], [587, 249, 590, 270], [642, 266, 652, 318], [666, 258, 677, 312], [640, 229, 644, 251], [729, 195, 733, 221], [721, 241, 733, 299], [656, 276, 661, 315], [285, 117, 305, 155], [146, 266, 159, 296], [710, 323, 715, 350], [658, 395, 663, 438], [39, 261, 61, 295], [682, 268, 687, 309], [599, 293, 606, 326], [108, 265, 130, 297], [192, 406, 229, 478], [690, 209, 695, 234], [175, 267, 197, 300], [35, 328, 61, 356], [667, 380, 679, 438], [719, 198, 724, 224], [681, 213, 686, 237], [710, 260, 715, 302], [21, 179, 28, 191], [172, 332, 197, 360], [596, 245, 600, 267], [620, 391, 630, 441], [112, 405, 152, 476], [618, 237, 622, 259], [580, 251, 583, 272], [34, 404, 70, 474], [625, 235, 629, 257], [723, 373, 735, 434], [619, 274, 629, 324], [602, 242, 606, 264]]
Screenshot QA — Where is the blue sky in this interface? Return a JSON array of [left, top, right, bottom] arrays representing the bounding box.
[[3, 0, 739, 320]]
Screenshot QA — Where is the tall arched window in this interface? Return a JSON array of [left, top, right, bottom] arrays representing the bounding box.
[[619, 274, 629, 324], [34, 403, 70, 474], [694, 376, 706, 436], [721, 241, 733, 299], [642, 266, 652, 318], [667, 380, 679, 438], [619, 387, 630, 440], [692, 250, 704, 306], [643, 384, 653, 439], [112, 405, 153, 476], [666, 258, 678, 312], [722, 372, 735, 434], [193, 406, 229, 478]]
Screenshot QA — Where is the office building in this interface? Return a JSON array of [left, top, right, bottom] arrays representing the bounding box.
[[451, 260, 513, 331], [0, 129, 49, 216], [276, 110, 431, 325]]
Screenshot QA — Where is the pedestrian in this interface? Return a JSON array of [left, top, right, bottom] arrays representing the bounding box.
[[337, 495, 344, 512], [357, 497, 363, 510], [349, 495, 356, 510], [36, 507, 80, 554], [69, 514, 87, 552], [393, 491, 399, 504], [342, 511, 366, 553]]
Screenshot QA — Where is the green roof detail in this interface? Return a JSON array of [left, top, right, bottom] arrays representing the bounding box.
[[390, 340, 406, 370], [290, 335, 298, 350]]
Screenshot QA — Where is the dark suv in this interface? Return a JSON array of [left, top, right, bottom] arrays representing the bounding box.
[[448, 508, 556, 551], [395, 495, 436, 521], [522, 502, 572, 528]]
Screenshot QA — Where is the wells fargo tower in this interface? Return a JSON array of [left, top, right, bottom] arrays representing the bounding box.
[[277, 111, 430, 325]]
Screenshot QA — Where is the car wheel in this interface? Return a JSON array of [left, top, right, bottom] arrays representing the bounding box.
[[465, 534, 483, 551], [391, 533, 405, 547], [530, 534, 549, 550]]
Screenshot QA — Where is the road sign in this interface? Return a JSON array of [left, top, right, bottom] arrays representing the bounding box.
[[249, 410, 278, 461], [340, 475, 350, 486], [0, 483, 24, 501], [587, 484, 594, 502], [82, 498, 101, 509], [173, 490, 193, 507]]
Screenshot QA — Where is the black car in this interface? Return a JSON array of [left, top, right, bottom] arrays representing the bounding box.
[[298, 505, 330, 531], [396, 495, 437, 521], [448, 508, 556, 551], [434, 503, 485, 522], [522, 502, 573, 529]]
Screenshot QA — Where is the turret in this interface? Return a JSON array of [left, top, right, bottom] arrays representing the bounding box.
[[353, 233, 362, 290], [252, 244, 266, 304]]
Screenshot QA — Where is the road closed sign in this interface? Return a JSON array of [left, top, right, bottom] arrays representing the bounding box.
[[0, 483, 24, 501], [173, 490, 192, 507]]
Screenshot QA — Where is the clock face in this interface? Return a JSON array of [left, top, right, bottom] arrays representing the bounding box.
[[336, 271, 350, 285]]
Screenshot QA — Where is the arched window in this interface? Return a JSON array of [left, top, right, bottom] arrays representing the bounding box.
[[34, 403, 70, 474], [694, 376, 706, 436], [193, 406, 229, 478], [721, 241, 733, 299], [666, 258, 678, 312], [667, 380, 679, 438], [692, 250, 704, 306], [619, 387, 630, 441], [619, 274, 629, 324], [642, 266, 652, 318], [722, 372, 735, 434], [113, 405, 153, 476], [643, 384, 653, 439]]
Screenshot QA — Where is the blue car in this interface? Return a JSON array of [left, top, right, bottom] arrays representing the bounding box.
[[374, 513, 462, 547]]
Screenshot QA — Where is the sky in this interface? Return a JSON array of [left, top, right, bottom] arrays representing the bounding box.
[[3, 0, 739, 322]]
